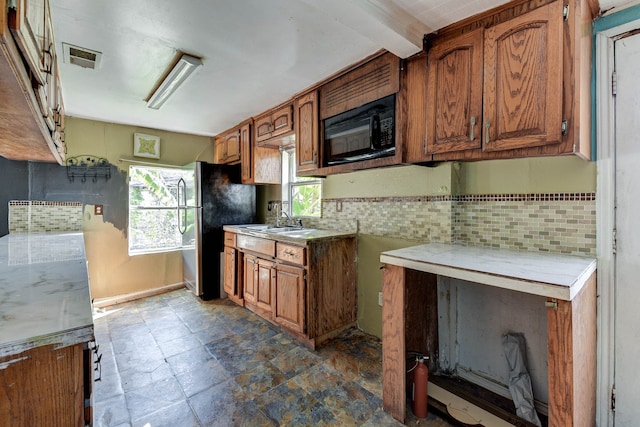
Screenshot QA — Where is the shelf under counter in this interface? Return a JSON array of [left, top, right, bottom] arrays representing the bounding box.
[[380, 243, 597, 426]]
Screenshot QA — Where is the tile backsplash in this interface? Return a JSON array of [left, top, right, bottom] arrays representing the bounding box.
[[9, 201, 83, 233], [453, 193, 596, 255], [271, 192, 596, 256]]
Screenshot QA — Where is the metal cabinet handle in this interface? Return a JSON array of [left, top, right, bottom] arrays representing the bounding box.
[[485, 119, 491, 143], [470, 116, 476, 141]]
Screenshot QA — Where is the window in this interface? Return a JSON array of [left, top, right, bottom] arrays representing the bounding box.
[[128, 165, 185, 254], [281, 150, 322, 217]]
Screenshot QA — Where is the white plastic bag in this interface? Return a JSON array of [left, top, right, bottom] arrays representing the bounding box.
[[502, 333, 542, 427]]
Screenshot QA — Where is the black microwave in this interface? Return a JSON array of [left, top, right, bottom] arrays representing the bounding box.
[[323, 94, 396, 166]]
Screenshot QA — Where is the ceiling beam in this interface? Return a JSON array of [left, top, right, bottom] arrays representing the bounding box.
[[300, 0, 432, 58], [352, 0, 433, 48]]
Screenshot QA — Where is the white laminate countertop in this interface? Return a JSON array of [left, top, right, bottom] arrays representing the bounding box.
[[0, 232, 94, 359], [380, 243, 597, 301], [224, 224, 356, 244]]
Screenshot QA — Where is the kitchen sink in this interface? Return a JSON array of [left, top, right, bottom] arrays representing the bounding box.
[[237, 224, 310, 233], [241, 224, 272, 230], [272, 228, 317, 236]]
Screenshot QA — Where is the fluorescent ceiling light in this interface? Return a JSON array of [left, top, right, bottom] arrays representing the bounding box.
[[146, 53, 203, 110]]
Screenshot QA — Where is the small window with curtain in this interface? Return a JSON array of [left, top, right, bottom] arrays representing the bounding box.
[[281, 150, 322, 218]]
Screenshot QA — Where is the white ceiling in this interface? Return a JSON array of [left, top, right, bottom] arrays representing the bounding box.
[[49, 0, 616, 138]]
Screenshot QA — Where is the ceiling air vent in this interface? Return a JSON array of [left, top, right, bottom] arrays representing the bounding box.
[[62, 43, 102, 70]]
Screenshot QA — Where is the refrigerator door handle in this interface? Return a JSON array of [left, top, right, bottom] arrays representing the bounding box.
[[178, 178, 187, 235]]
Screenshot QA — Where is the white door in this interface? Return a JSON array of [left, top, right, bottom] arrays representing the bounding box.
[[614, 31, 640, 426]]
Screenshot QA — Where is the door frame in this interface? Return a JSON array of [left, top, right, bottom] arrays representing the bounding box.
[[595, 6, 640, 427]]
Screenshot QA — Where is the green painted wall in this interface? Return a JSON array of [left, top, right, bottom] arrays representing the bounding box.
[[356, 234, 415, 338], [458, 156, 596, 195], [67, 117, 215, 167], [324, 163, 456, 198]]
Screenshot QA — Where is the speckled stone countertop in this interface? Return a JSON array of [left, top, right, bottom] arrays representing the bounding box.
[[380, 243, 596, 301], [224, 224, 356, 245], [0, 232, 94, 359]]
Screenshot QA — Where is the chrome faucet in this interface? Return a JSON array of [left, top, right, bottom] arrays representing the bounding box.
[[275, 204, 302, 228], [281, 210, 294, 226]]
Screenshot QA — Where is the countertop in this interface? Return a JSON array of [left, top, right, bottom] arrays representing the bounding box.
[[224, 224, 356, 245], [380, 243, 596, 301], [0, 232, 94, 359]]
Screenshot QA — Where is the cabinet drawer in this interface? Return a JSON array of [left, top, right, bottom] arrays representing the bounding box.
[[276, 243, 306, 266], [224, 232, 236, 248], [237, 234, 275, 257]]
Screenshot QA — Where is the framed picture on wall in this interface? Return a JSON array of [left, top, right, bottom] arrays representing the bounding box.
[[133, 133, 160, 159]]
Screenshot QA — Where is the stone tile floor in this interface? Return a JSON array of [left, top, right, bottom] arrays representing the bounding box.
[[92, 288, 456, 427]]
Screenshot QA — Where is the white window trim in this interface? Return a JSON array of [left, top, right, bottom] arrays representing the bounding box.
[[281, 149, 322, 218]]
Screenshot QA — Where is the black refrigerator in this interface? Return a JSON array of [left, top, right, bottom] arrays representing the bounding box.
[[178, 162, 255, 300]]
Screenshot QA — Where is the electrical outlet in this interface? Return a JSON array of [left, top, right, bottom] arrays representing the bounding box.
[[94, 205, 103, 215], [378, 291, 383, 307]]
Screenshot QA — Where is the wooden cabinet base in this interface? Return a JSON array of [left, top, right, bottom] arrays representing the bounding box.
[[230, 231, 358, 351], [0, 343, 92, 427]]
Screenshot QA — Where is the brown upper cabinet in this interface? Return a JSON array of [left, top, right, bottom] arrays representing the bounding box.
[[215, 120, 281, 184], [1, 0, 66, 164], [424, 0, 596, 161], [214, 127, 241, 165], [294, 91, 320, 174], [254, 102, 294, 148], [425, 28, 484, 155], [483, 2, 563, 151]]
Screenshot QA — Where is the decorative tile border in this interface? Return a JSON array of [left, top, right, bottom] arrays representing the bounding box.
[[268, 192, 597, 256], [9, 201, 83, 234], [454, 193, 596, 202]]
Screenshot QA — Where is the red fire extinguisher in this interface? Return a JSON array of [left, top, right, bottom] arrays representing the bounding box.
[[412, 355, 429, 418]]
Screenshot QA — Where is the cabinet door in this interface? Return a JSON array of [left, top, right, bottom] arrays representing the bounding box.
[[214, 130, 241, 164], [254, 113, 273, 143], [483, 1, 563, 151], [243, 254, 258, 305], [274, 264, 306, 333], [9, 0, 48, 85], [256, 259, 275, 315], [240, 123, 253, 183], [426, 28, 484, 154], [295, 91, 319, 174], [223, 246, 236, 297], [270, 104, 293, 138], [213, 136, 226, 164], [0, 343, 87, 426], [225, 131, 241, 163]]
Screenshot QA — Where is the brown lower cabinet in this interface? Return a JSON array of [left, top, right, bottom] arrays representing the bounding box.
[[0, 342, 93, 427], [224, 230, 357, 349]]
